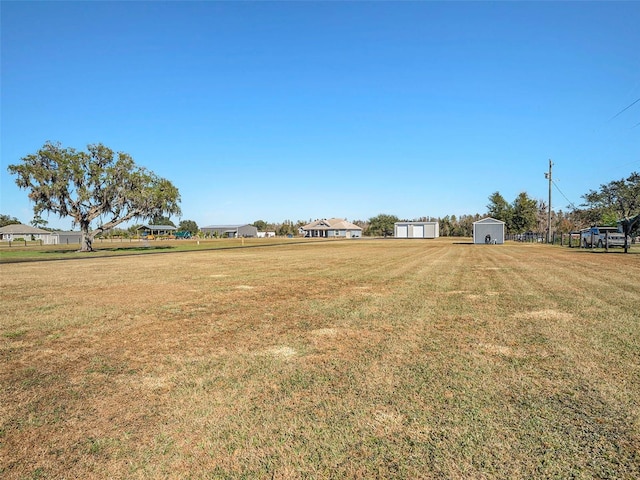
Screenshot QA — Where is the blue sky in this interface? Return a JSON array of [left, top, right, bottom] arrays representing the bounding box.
[[2, 1, 639, 230]]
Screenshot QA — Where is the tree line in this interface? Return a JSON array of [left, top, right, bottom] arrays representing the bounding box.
[[5, 142, 639, 250]]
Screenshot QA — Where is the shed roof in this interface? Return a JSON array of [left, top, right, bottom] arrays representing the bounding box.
[[0, 224, 51, 235], [473, 217, 505, 225]]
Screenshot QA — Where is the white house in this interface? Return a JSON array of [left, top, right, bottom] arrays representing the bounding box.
[[473, 217, 505, 244], [301, 218, 362, 238], [0, 224, 54, 243]]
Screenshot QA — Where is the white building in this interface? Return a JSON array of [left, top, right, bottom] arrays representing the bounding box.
[[201, 224, 258, 238], [394, 221, 439, 239], [301, 218, 362, 238], [0, 224, 54, 243], [473, 217, 505, 244]]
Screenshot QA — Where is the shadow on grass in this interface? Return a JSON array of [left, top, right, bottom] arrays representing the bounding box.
[[575, 249, 639, 255], [104, 246, 176, 252], [45, 246, 176, 254]]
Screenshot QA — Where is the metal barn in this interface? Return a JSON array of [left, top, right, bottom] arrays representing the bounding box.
[[473, 217, 505, 244], [394, 222, 439, 239], [201, 224, 258, 238]]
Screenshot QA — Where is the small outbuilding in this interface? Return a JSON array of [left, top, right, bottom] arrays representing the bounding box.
[[51, 231, 83, 245], [394, 221, 439, 239], [201, 224, 258, 238], [473, 217, 505, 244]]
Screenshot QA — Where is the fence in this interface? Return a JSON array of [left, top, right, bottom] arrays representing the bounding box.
[[0, 237, 151, 248]]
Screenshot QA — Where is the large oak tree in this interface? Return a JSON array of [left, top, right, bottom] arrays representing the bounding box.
[[8, 142, 181, 251]]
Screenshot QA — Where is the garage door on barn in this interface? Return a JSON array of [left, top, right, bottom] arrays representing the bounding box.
[[394, 222, 439, 239]]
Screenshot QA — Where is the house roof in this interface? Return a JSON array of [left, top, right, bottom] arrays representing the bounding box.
[[0, 224, 51, 235], [302, 218, 362, 231]]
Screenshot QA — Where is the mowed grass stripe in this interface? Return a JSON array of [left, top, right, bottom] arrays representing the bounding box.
[[1, 239, 639, 479]]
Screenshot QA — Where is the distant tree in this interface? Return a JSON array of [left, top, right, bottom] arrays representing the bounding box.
[[553, 210, 579, 234], [128, 224, 143, 236], [103, 227, 129, 238], [487, 191, 513, 230], [178, 219, 199, 235], [8, 142, 181, 251], [0, 214, 21, 227], [439, 216, 452, 237], [276, 220, 295, 236], [351, 219, 368, 231], [582, 172, 640, 253], [150, 215, 176, 226], [30, 213, 49, 230], [294, 220, 307, 233], [458, 213, 482, 237], [569, 207, 601, 230], [536, 199, 548, 235], [252, 220, 269, 231], [449, 215, 460, 236], [366, 214, 399, 237], [511, 192, 538, 233]]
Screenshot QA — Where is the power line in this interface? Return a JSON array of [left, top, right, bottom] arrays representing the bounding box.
[[609, 97, 640, 121], [551, 179, 578, 210]]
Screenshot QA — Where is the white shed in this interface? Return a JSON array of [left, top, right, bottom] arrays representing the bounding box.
[[473, 217, 505, 244], [51, 231, 83, 245], [394, 222, 439, 239]]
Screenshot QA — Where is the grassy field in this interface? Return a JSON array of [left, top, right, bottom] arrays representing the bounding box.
[[1, 239, 639, 479], [0, 237, 308, 263]]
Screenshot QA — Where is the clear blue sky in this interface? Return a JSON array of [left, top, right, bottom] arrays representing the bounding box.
[[2, 1, 639, 230]]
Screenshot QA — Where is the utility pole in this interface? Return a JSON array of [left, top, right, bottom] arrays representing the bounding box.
[[544, 159, 552, 243]]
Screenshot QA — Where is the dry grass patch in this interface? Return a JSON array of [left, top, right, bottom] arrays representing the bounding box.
[[1, 239, 639, 478]]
